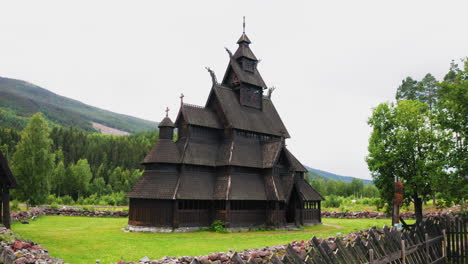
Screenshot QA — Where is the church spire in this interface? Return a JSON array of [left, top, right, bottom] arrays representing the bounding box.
[[234, 16, 257, 61], [237, 16, 252, 45], [221, 17, 266, 90]]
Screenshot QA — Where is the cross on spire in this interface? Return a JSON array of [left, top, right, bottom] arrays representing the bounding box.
[[243, 16, 246, 34], [165, 107, 169, 117], [180, 93, 184, 105]]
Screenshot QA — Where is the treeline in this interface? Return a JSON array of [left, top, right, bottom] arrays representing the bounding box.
[[0, 115, 158, 206], [307, 175, 379, 198]]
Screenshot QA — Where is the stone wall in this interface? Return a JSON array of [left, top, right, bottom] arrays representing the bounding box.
[[11, 207, 128, 222], [0, 227, 63, 264], [11, 207, 455, 223], [114, 227, 386, 264], [321, 210, 455, 219]]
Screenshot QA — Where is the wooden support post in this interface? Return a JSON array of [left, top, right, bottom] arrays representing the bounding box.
[[225, 200, 231, 228], [401, 239, 406, 264], [299, 201, 304, 226], [425, 233, 430, 263], [172, 200, 179, 229], [2, 186, 10, 229], [369, 248, 374, 264], [274, 201, 279, 226], [318, 201, 321, 223], [210, 200, 214, 224], [0, 186, 3, 225], [442, 229, 446, 258], [392, 198, 400, 226]]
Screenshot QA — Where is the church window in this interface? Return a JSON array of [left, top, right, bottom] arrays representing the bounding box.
[[242, 59, 256, 72], [240, 87, 262, 109]]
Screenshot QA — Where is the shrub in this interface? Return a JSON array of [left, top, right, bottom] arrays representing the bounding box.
[[209, 220, 228, 233], [77, 197, 85, 205], [83, 194, 99, 205], [55, 196, 63, 205], [324, 195, 342, 208], [50, 202, 59, 209], [46, 194, 57, 205], [10, 200, 20, 212], [61, 195, 74, 205]]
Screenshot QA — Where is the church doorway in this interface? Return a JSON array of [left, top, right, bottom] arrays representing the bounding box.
[[285, 186, 299, 223]]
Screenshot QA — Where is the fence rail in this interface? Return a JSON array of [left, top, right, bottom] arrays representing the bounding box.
[[190, 216, 467, 264]]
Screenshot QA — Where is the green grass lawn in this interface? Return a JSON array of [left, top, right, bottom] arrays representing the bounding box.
[[12, 217, 393, 264]]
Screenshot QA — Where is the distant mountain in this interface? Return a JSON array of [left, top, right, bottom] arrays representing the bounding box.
[[305, 166, 373, 185], [0, 76, 157, 133]]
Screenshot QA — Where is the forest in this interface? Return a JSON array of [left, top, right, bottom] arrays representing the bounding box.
[[0, 124, 157, 206]]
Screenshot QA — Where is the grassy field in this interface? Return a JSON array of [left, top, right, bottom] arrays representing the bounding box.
[[12, 217, 394, 264]]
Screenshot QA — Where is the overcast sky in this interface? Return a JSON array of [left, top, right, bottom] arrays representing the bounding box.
[[1, 1, 467, 180]]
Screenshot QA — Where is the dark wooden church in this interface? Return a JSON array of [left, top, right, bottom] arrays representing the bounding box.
[[127, 27, 324, 229], [0, 151, 17, 229]]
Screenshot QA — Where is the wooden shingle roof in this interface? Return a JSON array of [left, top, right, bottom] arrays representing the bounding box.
[[127, 170, 178, 199], [179, 139, 219, 167], [233, 43, 257, 61], [225, 57, 266, 88], [176, 104, 223, 129], [176, 169, 215, 200], [229, 171, 267, 200], [211, 85, 290, 138], [262, 140, 283, 168], [159, 117, 175, 127], [142, 139, 180, 164], [284, 148, 308, 172], [296, 178, 325, 201]]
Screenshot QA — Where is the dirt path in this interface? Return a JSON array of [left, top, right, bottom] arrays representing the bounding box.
[[322, 223, 343, 229]]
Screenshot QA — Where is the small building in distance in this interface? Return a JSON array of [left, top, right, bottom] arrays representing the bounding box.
[[127, 27, 324, 230], [0, 151, 17, 229]]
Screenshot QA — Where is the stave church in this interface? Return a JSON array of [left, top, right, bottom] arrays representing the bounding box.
[[127, 23, 324, 230]]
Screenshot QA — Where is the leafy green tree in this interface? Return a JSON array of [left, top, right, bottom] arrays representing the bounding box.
[[434, 59, 468, 205], [326, 179, 337, 195], [11, 113, 55, 206], [52, 161, 66, 197], [335, 180, 348, 196], [309, 178, 327, 196], [367, 100, 443, 222], [109, 166, 123, 192], [90, 176, 106, 197], [349, 178, 364, 197], [69, 159, 93, 199], [396, 77, 419, 101], [363, 184, 379, 198]]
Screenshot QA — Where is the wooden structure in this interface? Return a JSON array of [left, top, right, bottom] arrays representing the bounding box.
[[196, 216, 466, 264], [0, 151, 17, 229], [127, 28, 324, 229]]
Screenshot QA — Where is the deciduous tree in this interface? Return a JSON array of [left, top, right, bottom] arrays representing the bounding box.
[[367, 100, 443, 222], [12, 113, 54, 206]]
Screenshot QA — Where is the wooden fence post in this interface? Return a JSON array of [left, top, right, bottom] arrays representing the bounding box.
[[369, 249, 374, 264], [401, 239, 406, 264], [442, 229, 446, 258], [425, 233, 430, 263]]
